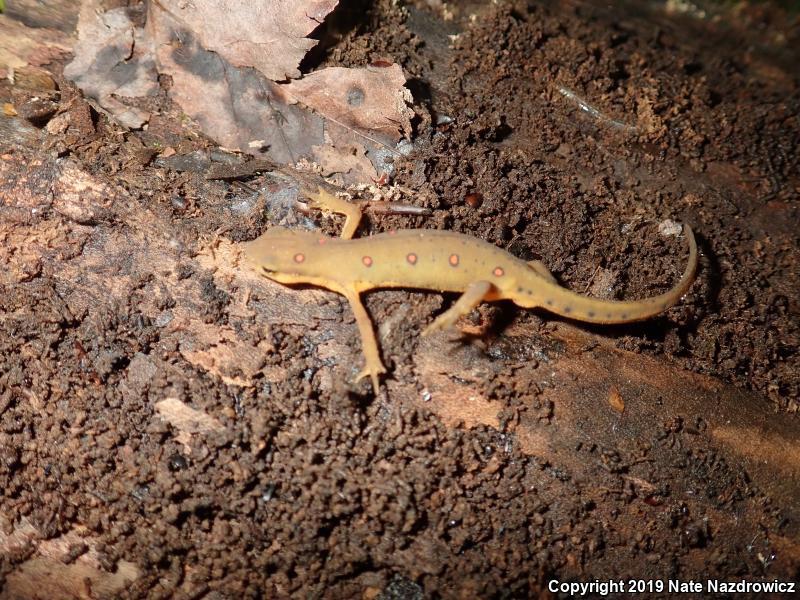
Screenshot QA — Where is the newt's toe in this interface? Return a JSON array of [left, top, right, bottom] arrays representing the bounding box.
[[422, 317, 453, 337], [356, 363, 387, 394]]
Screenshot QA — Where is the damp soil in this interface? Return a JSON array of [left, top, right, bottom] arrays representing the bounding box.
[[1, 0, 799, 598]]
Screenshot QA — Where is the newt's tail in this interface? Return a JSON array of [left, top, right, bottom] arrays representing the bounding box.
[[544, 225, 698, 324]]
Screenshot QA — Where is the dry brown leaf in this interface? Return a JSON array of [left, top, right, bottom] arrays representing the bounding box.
[[147, 4, 326, 162], [0, 14, 72, 79], [311, 140, 377, 182], [62, 0, 413, 183], [283, 64, 414, 140], [63, 2, 158, 128], [147, 0, 413, 182], [148, 4, 411, 182], [150, 0, 338, 81], [285, 64, 414, 181]]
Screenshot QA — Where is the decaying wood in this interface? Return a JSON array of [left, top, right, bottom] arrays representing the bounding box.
[[2, 154, 798, 595]]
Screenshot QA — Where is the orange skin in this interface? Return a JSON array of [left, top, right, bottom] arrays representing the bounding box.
[[243, 188, 697, 393]]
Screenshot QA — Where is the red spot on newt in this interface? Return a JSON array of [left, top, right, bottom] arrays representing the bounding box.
[[245, 187, 698, 395], [449, 254, 460, 266]]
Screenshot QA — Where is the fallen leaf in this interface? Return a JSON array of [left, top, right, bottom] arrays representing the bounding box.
[[283, 64, 414, 140], [311, 140, 377, 181], [10, 65, 57, 91], [63, 0, 413, 184], [63, 1, 158, 128], [0, 14, 72, 79], [285, 64, 414, 181], [149, 0, 338, 81], [148, 14, 325, 163]]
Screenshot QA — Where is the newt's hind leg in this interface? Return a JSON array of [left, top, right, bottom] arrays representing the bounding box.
[[341, 288, 386, 394], [526, 259, 557, 284], [305, 187, 363, 240], [422, 281, 494, 336]]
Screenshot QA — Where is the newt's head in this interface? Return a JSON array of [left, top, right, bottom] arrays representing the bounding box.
[[242, 227, 323, 279]]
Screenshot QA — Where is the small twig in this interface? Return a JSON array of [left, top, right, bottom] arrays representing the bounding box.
[[365, 201, 431, 216], [584, 265, 601, 294], [556, 85, 639, 133], [320, 113, 404, 157]]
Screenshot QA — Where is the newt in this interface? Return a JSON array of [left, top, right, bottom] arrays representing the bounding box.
[[243, 187, 698, 394]]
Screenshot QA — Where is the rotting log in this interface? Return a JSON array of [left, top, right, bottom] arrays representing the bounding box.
[[1, 154, 798, 596]]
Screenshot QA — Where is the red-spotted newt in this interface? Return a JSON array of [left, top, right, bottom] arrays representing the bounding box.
[[243, 187, 698, 393]]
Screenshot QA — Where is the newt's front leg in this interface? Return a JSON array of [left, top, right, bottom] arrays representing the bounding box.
[[341, 287, 387, 394], [305, 187, 363, 240]]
